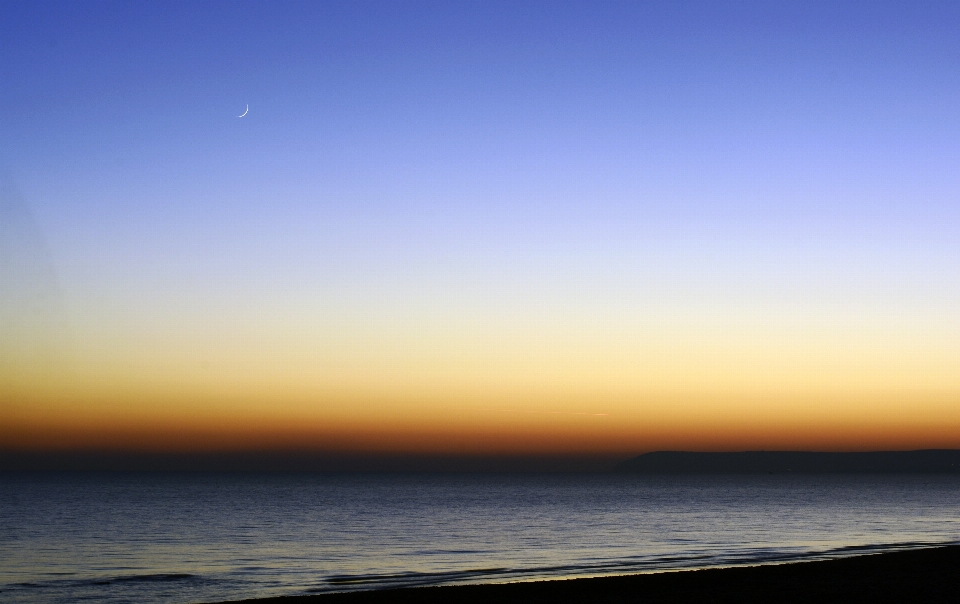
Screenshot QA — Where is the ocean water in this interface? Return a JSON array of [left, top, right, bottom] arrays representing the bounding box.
[[2, 473, 959, 604]]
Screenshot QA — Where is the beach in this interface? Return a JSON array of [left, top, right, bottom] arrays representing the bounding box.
[[224, 545, 960, 604]]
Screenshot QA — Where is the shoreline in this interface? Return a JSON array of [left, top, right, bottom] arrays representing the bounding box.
[[221, 545, 960, 604]]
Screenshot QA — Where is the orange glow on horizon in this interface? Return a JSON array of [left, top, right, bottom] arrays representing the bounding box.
[[6, 388, 960, 455]]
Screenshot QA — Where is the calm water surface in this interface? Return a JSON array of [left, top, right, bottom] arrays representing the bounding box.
[[2, 473, 959, 603]]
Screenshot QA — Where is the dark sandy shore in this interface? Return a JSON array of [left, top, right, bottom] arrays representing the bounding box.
[[223, 545, 960, 604]]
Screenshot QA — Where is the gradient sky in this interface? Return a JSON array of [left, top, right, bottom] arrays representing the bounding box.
[[3, 1, 960, 456]]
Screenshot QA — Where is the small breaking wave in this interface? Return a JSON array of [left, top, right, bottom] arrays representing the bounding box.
[[9, 572, 200, 591], [88, 573, 198, 586]]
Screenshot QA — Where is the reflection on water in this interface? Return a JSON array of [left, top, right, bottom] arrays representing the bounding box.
[[2, 473, 959, 603]]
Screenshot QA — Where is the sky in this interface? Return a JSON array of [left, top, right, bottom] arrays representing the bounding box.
[[3, 1, 960, 460]]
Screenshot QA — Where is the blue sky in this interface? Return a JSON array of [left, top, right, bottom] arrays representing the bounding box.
[[6, 1, 960, 244]]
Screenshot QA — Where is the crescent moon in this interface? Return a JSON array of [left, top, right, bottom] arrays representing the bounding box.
[[238, 104, 248, 118]]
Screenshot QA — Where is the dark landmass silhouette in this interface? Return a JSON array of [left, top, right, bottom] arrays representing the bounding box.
[[6, 450, 960, 473], [220, 545, 960, 604], [615, 449, 960, 473]]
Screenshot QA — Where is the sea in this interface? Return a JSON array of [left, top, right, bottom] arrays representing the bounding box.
[[2, 472, 959, 604]]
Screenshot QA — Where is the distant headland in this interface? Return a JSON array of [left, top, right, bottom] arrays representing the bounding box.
[[615, 450, 960, 474]]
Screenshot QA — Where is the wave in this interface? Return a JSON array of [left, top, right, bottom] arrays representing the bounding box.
[[89, 573, 198, 586], [9, 572, 200, 590], [6, 540, 957, 600]]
